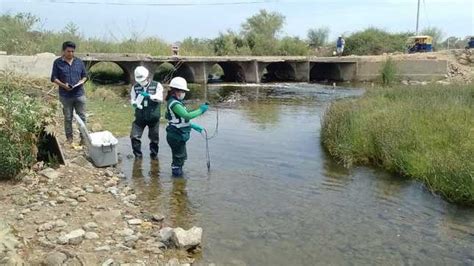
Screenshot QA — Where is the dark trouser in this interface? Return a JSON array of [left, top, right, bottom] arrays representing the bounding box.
[[166, 134, 187, 167], [130, 119, 160, 157], [60, 95, 86, 140]]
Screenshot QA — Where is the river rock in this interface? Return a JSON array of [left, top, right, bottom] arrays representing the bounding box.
[[56, 196, 66, 204], [55, 219, 67, 228], [158, 227, 174, 244], [104, 180, 117, 188], [171, 226, 202, 250], [37, 221, 56, 232], [123, 194, 137, 202], [105, 187, 119, 196], [44, 251, 68, 266], [85, 232, 99, 240], [152, 214, 165, 222], [104, 170, 114, 177], [38, 237, 56, 248], [94, 245, 111, 252], [458, 58, 470, 65], [115, 228, 134, 237], [70, 156, 92, 168], [127, 219, 143, 225], [39, 168, 60, 180], [62, 229, 85, 245], [93, 210, 122, 227], [77, 196, 87, 202], [83, 222, 98, 231]]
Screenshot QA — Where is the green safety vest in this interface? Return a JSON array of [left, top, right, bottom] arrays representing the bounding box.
[[133, 81, 161, 122], [166, 97, 191, 141]]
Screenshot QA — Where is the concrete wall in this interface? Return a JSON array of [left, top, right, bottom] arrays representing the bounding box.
[[356, 59, 448, 81], [0, 53, 56, 78]]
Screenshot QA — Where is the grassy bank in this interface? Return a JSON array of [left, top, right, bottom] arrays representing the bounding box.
[[321, 85, 474, 205], [85, 83, 204, 137], [85, 83, 133, 137]]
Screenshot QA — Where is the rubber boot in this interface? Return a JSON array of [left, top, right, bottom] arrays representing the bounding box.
[[171, 165, 183, 177]]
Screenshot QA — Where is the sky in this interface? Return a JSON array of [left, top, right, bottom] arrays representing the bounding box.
[[0, 0, 472, 43]]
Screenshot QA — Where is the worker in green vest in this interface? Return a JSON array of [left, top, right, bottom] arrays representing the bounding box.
[[130, 66, 164, 160], [165, 77, 209, 176]]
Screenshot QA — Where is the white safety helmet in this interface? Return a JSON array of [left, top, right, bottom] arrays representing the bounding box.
[[169, 77, 189, 91], [134, 66, 149, 83]]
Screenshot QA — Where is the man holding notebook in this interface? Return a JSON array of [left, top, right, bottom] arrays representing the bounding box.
[[51, 41, 88, 144]]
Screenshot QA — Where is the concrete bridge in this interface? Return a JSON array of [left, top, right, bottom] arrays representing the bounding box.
[[0, 52, 448, 84], [77, 53, 448, 84]]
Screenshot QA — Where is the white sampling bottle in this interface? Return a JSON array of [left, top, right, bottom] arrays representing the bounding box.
[[135, 94, 144, 109]]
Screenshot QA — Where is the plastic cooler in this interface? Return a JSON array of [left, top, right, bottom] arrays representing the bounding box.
[[73, 114, 118, 167]]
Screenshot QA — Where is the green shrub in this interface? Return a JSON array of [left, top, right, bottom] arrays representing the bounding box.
[[344, 27, 412, 55], [0, 79, 44, 179], [380, 58, 397, 86]]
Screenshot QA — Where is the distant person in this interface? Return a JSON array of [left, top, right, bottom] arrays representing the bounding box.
[[165, 77, 209, 177], [130, 66, 164, 160], [51, 41, 88, 144], [171, 44, 179, 56], [336, 35, 345, 56]]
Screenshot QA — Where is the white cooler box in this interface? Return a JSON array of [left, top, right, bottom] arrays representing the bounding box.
[[74, 114, 118, 167]]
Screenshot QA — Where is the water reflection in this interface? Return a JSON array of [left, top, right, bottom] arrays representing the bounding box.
[[169, 178, 193, 228], [243, 102, 281, 130], [130, 159, 163, 200]]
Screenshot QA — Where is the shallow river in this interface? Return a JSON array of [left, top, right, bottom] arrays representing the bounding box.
[[118, 84, 473, 265]]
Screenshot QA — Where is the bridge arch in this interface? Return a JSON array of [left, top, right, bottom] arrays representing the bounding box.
[[217, 62, 246, 83], [85, 61, 132, 84], [87, 61, 128, 84], [170, 62, 195, 83], [261, 62, 296, 83], [310, 62, 357, 82]]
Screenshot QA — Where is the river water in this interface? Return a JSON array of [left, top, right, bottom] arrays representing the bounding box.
[[117, 84, 473, 265]]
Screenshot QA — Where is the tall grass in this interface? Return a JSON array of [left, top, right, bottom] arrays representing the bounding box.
[[321, 85, 474, 205]]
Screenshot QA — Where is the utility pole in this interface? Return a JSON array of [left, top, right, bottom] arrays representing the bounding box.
[[416, 0, 421, 35]]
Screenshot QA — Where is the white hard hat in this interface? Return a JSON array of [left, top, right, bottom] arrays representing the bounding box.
[[134, 66, 149, 83], [169, 77, 189, 91]]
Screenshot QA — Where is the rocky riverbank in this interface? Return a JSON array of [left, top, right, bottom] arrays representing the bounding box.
[[0, 142, 202, 265]]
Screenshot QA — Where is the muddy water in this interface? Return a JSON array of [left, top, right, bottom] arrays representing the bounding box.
[[117, 84, 473, 265]]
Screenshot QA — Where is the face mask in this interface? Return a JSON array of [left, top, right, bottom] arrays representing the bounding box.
[[178, 92, 186, 100], [138, 80, 148, 87]]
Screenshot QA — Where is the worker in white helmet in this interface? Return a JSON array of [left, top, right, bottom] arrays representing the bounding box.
[[130, 66, 164, 160], [165, 77, 209, 176]]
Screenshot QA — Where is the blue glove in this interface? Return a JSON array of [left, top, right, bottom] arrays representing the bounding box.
[[199, 103, 209, 113], [140, 91, 150, 98], [191, 123, 204, 133]]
